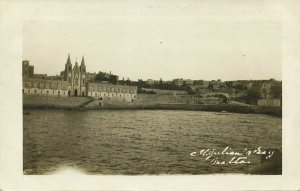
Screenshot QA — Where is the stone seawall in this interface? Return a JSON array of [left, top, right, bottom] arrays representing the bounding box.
[[23, 95, 282, 117], [89, 102, 281, 117], [23, 95, 90, 109]]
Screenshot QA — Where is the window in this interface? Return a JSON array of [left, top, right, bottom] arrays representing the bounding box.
[[22, 89, 24, 94], [47, 91, 49, 94], [53, 91, 54, 94]]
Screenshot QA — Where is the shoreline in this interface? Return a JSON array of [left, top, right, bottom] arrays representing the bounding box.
[[23, 97, 282, 117]]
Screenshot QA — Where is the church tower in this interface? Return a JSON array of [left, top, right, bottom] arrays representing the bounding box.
[[80, 56, 87, 96], [64, 54, 72, 83], [72, 59, 80, 96], [64, 54, 73, 96]]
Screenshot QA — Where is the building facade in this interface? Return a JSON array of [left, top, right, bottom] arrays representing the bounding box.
[[62, 54, 87, 97], [22, 54, 138, 101], [23, 78, 69, 97], [87, 83, 137, 101]]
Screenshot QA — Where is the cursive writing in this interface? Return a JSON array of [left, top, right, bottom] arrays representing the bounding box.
[[190, 146, 275, 165]]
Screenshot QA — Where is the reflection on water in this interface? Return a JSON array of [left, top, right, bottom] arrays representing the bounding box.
[[23, 109, 282, 174]]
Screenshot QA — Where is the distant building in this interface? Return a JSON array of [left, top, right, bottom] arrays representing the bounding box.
[[173, 78, 184, 86], [173, 79, 194, 86], [184, 79, 194, 85], [86, 72, 97, 81], [193, 80, 210, 89], [22, 60, 34, 78], [209, 80, 220, 90], [258, 99, 281, 107], [146, 79, 155, 85], [260, 82, 273, 99]]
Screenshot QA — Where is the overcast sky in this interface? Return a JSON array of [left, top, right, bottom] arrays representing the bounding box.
[[22, 3, 282, 81]]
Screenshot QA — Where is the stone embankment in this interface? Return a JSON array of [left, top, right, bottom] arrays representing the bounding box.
[[23, 95, 90, 109], [23, 95, 282, 117]]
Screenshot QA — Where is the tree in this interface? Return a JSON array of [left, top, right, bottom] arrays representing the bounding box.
[[95, 72, 108, 82], [244, 85, 262, 105]]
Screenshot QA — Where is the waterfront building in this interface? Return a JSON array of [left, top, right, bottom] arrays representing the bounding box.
[[87, 82, 137, 101], [23, 78, 69, 97], [22, 54, 138, 101]]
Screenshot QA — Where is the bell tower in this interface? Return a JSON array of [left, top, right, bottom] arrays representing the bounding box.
[[64, 54, 72, 84], [80, 56, 87, 96]]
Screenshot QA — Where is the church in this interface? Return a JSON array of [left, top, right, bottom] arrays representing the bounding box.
[[61, 54, 87, 97]]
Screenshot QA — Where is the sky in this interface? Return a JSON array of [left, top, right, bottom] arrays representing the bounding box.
[[22, 3, 282, 82]]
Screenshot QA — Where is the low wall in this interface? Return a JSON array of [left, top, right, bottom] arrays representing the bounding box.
[[83, 101, 282, 117], [136, 94, 219, 104], [23, 95, 90, 109], [23, 95, 282, 117]]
